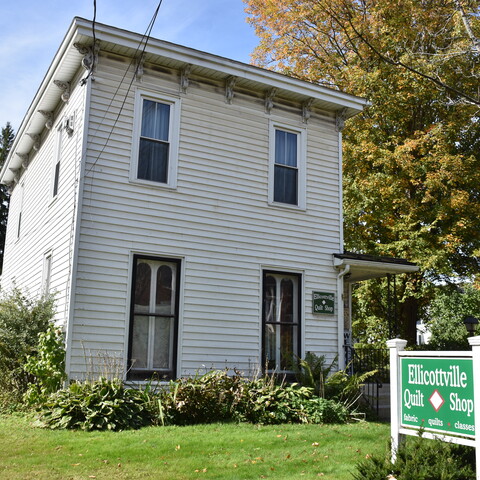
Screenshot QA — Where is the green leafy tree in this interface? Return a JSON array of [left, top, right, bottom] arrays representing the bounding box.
[[244, 0, 480, 342], [0, 289, 55, 410], [427, 283, 480, 350], [0, 122, 14, 273]]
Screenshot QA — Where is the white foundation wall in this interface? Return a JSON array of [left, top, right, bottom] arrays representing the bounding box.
[[68, 53, 342, 379], [2, 69, 87, 326]]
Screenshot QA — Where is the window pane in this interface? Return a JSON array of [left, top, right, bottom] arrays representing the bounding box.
[[275, 130, 297, 167], [138, 138, 169, 183], [141, 100, 170, 141], [280, 279, 294, 323], [153, 317, 173, 369], [274, 165, 298, 205], [280, 324, 296, 369], [264, 275, 277, 323], [131, 315, 149, 369], [265, 323, 279, 370], [134, 262, 151, 313], [156, 265, 174, 315], [53, 161, 60, 197]]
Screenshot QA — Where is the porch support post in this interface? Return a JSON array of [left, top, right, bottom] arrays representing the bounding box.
[[468, 335, 480, 480], [387, 338, 407, 463]]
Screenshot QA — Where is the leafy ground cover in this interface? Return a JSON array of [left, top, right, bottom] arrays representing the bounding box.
[[0, 414, 389, 479]]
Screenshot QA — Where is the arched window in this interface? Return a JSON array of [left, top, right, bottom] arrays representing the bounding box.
[[129, 256, 180, 380]]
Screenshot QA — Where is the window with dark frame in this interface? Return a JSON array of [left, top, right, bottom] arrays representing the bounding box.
[[137, 99, 171, 183], [128, 255, 180, 380], [274, 129, 298, 205], [262, 271, 301, 373], [52, 124, 62, 198]]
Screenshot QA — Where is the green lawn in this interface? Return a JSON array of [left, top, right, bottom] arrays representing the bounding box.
[[1, 415, 390, 479]]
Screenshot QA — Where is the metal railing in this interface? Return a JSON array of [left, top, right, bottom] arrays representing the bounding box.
[[345, 345, 390, 416]]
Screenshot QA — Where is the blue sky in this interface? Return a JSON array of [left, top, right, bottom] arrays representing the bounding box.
[[0, 0, 259, 132]]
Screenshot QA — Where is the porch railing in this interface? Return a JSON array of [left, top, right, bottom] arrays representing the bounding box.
[[344, 345, 390, 416]]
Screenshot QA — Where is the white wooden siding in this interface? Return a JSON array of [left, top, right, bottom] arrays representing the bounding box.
[[69, 54, 342, 379], [1, 68, 87, 326]]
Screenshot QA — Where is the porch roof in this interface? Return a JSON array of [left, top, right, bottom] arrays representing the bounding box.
[[333, 252, 419, 283]]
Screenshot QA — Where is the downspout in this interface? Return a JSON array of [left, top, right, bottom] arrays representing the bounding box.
[[337, 264, 350, 370], [336, 108, 348, 370]]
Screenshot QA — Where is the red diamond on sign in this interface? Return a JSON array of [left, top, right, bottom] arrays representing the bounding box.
[[429, 389, 444, 412]]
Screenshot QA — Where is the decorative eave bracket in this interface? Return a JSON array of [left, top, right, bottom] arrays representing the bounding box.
[[17, 153, 29, 170], [54, 80, 71, 102], [180, 64, 192, 94], [225, 76, 237, 104], [74, 41, 99, 72], [135, 54, 145, 82], [38, 110, 54, 130], [302, 98, 314, 124], [27, 133, 41, 152], [335, 108, 348, 132], [265, 88, 277, 114]]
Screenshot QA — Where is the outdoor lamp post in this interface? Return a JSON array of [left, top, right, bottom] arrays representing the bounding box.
[[463, 315, 479, 337]]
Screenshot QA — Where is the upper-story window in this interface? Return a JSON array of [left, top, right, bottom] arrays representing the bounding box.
[[132, 91, 181, 188], [269, 122, 306, 209], [52, 124, 63, 199]]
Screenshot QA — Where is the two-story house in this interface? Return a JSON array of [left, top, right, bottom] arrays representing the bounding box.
[[0, 18, 416, 381]]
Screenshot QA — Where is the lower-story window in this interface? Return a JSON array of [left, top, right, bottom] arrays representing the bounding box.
[[263, 270, 301, 372], [128, 255, 180, 380]]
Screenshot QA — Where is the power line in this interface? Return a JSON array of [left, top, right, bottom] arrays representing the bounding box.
[[85, 0, 164, 178]]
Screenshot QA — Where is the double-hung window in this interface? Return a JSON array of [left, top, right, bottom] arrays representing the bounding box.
[[269, 123, 306, 208], [128, 255, 180, 380], [263, 271, 301, 373], [133, 91, 180, 187]]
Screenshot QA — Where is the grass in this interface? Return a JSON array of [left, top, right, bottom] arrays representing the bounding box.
[[0, 414, 390, 479]]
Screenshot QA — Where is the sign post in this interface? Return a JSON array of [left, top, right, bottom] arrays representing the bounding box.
[[469, 336, 480, 480], [389, 337, 479, 479]]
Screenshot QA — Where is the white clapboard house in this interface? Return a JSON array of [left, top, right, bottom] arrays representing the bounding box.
[[0, 18, 417, 381]]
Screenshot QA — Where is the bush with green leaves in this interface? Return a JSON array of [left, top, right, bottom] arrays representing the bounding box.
[[427, 284, 480, 350], [37, 378, 152, 431], [154, 369, 350, 427], [0, 289, 55, 410], [295, 352, 375, 412], [352, 434, 475, 480], [24, 323, 66, 405], [155, 369, 245, 426]]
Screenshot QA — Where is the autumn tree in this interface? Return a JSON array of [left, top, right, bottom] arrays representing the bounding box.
[[244, 0, 480, 342], [0, 123, 14, 273]]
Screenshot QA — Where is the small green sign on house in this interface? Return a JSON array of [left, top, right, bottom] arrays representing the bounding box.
[[312, 291, 335, 315]]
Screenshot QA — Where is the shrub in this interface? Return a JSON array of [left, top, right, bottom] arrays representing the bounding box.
[[352, 435, 475, 480], [154, 370, 350, 427], [24, 323, 66, 405], [237, 374, 349, 425], [0, 289, 55, 410], [155, 369, 245, 426], [37, 378, 152, 431]]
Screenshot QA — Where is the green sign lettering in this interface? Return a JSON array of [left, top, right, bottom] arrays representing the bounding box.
[[312, 291, 335, 315], [401, 357, 475, 437]]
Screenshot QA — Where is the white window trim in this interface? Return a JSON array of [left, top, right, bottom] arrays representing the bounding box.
[[42, 250, 53, 296], [130, 89, 181, 189], [268, 120, 307, 210]]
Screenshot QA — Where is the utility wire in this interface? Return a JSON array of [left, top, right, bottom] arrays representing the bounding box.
[[85, 0, 163, 177]]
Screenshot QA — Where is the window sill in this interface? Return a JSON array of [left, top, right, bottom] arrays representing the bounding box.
[[48, 195, 59, 208], [129, 177, 178, 191], [268, 200, 306, 212]]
